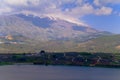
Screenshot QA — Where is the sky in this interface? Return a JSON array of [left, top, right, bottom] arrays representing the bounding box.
[[0, 0, 120, 33]]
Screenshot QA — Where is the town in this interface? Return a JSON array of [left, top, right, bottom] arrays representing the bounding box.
[[0, 50, 120, 68]]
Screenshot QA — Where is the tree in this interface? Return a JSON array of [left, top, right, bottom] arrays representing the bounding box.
[[39, 50, 45, 55]]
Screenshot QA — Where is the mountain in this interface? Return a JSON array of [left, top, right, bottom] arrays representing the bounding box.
[[0, 13, 111, 41], [0, 13, 113, 53], [77, 35, 120, 53]]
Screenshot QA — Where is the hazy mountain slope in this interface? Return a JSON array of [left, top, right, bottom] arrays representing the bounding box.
[[77, 35, 120, 53], [0, 35, 120, 53], [0, 14, 112, 41], [0, 13, 114, 53], [0, 15, 47, 40]]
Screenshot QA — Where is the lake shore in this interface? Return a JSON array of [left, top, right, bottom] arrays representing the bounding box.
[[0, 52, 120, 68]]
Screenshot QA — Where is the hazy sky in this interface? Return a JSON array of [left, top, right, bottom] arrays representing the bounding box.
[[0, 0, 120, 33]]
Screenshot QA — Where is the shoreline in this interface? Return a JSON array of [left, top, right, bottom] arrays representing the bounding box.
[[0, 52, 120, 68], [1, 63, 120, 69]]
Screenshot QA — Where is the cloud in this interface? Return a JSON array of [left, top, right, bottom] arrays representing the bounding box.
[[101, 0, 120, 4], [95, 6, 113, 15], [93, 0, 101, 6], [0, 7, 12, 14], [3, 0, 40, 6], [68, 3, 94, 17], [3, 0, 28, 6], [0, 0, 116, 25], [64, 3, 112, 17], [94, 0, 120, 6], [0, 0, 113, 15]]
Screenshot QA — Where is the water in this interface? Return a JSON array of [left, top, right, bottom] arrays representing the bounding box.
[[0, 65, 120, 80]]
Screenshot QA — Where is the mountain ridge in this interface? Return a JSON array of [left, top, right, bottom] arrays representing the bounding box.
[[0, 13, 114, 53], [0, 13, 109, 41]]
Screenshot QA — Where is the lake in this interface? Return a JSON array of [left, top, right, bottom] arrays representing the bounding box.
[[0, 65, 120, 80]]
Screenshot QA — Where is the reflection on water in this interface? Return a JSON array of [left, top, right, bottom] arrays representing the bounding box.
[[0, 65, 120, 80]]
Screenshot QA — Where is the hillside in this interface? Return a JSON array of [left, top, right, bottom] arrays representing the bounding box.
[[0, 35, 120, 53], [77, 35, 120, 53], [0, 14, 110, 41], [0, 13, 114, 53]]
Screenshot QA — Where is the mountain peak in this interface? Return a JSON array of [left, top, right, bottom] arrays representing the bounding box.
[[16, 11, 89, 27], [0, 13, 111, 42], [43, 14, 89, 27]]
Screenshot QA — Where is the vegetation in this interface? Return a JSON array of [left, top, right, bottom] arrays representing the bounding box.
[[78, 35, 120, 53], [0, 52, 120, 68], [0, 34, 120, 53]]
